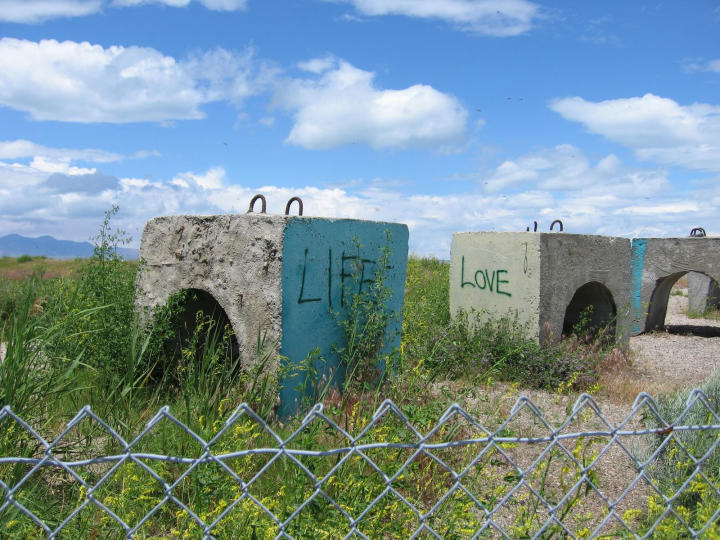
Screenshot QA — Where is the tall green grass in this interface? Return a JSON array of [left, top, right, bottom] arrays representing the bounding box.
[[401, 255, 611, 392]]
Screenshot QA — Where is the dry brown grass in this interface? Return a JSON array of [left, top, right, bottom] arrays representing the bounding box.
[[0, 256, 87, 280]]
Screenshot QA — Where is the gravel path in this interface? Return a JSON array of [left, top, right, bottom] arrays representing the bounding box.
[[627, 290, 720, 398]]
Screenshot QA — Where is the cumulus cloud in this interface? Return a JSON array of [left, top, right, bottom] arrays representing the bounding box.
[[482, 143, 720, 238], [274, 57, 467, 150], [484, 145, 670, 199], [550, 93, 720, 172], [0, 38, 265, 123], [0, 0, 101, 23], [326, 0, 540, 36], [3, 139, 717, 256]]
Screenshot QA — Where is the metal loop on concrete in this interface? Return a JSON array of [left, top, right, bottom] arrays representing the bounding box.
[[690, 227, 707, 237], [284, 196, 304, 216], [526, 220, 538, 232], [550, 219, 564, 232], [247, 194, 267, 214]]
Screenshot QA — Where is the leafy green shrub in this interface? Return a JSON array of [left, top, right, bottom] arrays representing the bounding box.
[[75, 206, 137, 369], [641, 370, 720, 536], [401, 256, 612, 392], [335, 239, 398, 390], [16, 254, 32, 263]]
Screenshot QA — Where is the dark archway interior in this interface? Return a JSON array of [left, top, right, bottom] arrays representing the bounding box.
[[174, 288, 240, 363], [562, 282, 617, 339]]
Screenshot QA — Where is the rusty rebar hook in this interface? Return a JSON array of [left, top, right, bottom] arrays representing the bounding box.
[[285, 196, 304, 216], [550, 219, 564, 232], [690, 227, 706, 237], [247, 194, 267, 214]]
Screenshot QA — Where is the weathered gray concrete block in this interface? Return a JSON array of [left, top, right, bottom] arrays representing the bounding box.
[[631, 238, 720, 332], [137, 213, 408, 415], [137, 214, 286, 372], [688, 271, 720, 314], [450, 232, 631, 343]]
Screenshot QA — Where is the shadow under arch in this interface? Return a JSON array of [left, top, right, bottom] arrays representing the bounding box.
[[646, 271, 720, 337], [169, 288, 240, 365], [562, 281, 617, 339]]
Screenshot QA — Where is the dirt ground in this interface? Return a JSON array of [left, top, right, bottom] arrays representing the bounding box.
[[619, 288, 720, 402]]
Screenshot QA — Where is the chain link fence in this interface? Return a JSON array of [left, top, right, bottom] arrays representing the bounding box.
[[1, 389, 719, 538]]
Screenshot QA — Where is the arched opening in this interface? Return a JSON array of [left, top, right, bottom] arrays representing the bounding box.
[[162, 288, 241, 373], [649, 272, 720, 337], [562, 282, 617, 340]]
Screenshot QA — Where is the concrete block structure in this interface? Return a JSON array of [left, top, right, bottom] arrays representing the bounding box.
[[450, 232, 632, 342], [630, 237, 720, 333], [137, 213, 408, 416], [688, 271, 720, 314]]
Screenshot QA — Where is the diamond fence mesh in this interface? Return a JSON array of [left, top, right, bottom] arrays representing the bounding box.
[[1, 390, 719, 539]]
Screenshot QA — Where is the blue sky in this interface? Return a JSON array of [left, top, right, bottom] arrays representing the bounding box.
[[1, 0, 719, 256]]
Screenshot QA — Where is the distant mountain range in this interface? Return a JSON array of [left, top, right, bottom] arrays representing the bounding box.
[[0, 234, 138, 260]]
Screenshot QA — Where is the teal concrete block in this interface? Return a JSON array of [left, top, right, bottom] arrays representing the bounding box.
[[279, 218, 408, 417]]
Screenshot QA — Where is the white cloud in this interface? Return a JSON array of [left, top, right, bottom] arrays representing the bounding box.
[[0, 139, 124, 162], [0, 0, 101, 23], [173, 167, 226, 190], [475, 144, 696, 236], [686, 58, 720, 73], [550, 93, 720, 172], [1, 142, 716, 256], [327, 0, 540, 36], [274, 58, 467, 150], [613, 202, 699, 216], [0, 38, 263, 123], [112, 0, 246, 9], [484, 144, 670, 196], [297, 57, 337, 74], [29, 157, 96, 175]]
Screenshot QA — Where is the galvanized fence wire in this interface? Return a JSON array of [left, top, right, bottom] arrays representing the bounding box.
[[1, 389, 719, 539]]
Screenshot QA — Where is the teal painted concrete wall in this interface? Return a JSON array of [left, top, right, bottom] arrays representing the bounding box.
[[630, 238, 647, 334], [279, 218, 408, 416]]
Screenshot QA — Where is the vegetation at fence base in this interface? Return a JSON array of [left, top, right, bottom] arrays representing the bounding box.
[[639, 369, 720, 538], [0, 402, 612, 539]]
